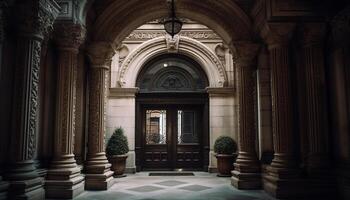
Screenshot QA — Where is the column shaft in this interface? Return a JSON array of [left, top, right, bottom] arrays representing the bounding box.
[[85, 42, 114, 190], [45, 23, 86, 199], [300, 24, 329, 173], [261, 23, 303, 199], [231, 42, 261, 189]]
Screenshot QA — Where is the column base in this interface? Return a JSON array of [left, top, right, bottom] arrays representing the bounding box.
[[8, 177, 45, 200], [231, 170, 261, 189], [45, 167, 85, 199], [0, 177, 9, 200], [263, 166, 304, 199], [85, 171, 114, 190]]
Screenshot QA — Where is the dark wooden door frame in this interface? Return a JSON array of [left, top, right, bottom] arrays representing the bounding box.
[[135, 93, 209, 172]]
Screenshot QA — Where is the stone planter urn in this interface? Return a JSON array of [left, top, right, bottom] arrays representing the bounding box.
[[109, 154, 128, 177], [214, 136, 237, 177], [215, 153, 237, 177], [106, 127, 129, 178]]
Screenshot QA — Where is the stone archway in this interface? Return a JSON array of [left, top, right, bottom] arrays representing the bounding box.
[[84, 0, 262, 192], [117, 36, 228, 88]]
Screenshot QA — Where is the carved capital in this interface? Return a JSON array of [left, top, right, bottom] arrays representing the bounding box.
[[233, 41, 260, 67], [15, 0, 60, 40], [86, 41, 115, 68], [298, 23, 326, 46], [261, 23, 296, 48], [53, 23, 86, 52]]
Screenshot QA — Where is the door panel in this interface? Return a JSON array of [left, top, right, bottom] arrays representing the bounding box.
[[143, 109, 170, 169], [176, 109, 202, 169], [141, 106, 204, 170]]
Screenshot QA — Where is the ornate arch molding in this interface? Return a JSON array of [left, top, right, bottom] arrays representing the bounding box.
[[91, 0, 252, 44], [117, 36, 228, 88]]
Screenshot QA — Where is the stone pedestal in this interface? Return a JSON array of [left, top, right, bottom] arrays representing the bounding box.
[[85, 42, 115, 190], [261, 23, 304, 199], [45, 23, 86, 199], [231, 42, 261, 189], [4, 1, 59, 199]]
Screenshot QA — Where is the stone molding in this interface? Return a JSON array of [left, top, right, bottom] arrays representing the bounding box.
[[109, 88, 139, 98], [206, 87, 235, 97], [118, 36, 228, 88], [125, 30, 220, 41]]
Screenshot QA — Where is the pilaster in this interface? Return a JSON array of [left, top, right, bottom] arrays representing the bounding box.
[[5, 0, 59, 199], [231, 42, 262, 189], [45, 23, 86, 199], [261, 23, 304, 199], [85, 42, 115, 190]]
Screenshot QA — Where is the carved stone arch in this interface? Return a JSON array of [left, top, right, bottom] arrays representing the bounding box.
[[117, 36, 228, 88]]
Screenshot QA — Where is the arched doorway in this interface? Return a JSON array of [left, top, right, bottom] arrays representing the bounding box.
[[135, 54, 209, 171]]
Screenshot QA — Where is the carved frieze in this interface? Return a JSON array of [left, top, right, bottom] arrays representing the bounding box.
[[125, 30, 220, 41]]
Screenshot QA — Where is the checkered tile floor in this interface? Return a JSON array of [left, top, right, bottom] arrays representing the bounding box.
[[75, 172, 276, 200]]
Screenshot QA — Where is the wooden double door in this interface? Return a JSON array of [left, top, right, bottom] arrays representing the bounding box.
[[138, 104, 206, 171]]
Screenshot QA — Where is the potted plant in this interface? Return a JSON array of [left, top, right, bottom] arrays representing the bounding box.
[[214, 136, 237, 177], [106, 127, 129, 177]]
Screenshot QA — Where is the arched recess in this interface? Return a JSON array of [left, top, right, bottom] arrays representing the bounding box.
[[117, 36, 228, 88], [89, 0, 253, 47]]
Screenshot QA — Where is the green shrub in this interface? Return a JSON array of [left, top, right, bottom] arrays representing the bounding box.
[[214, 136, 237, 154], [106, 127, 129, 156]]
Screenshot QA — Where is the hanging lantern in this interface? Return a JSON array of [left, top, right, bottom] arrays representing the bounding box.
[[164, 0, 183, 37]]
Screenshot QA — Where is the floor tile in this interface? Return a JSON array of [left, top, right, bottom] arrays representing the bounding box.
[[154, 180, 188, 187], [128, 185, 165, 193], [178, 184, 211, 191]]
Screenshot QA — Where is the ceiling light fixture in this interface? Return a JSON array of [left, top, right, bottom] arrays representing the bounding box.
[[163, 0, 183, 38]]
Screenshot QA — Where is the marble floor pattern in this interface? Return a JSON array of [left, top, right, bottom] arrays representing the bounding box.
[[75, 172, 276, 200]]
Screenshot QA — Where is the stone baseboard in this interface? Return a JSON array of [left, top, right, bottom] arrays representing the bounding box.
[[125, 167, 136, 174], [208, 167, 218, 173]]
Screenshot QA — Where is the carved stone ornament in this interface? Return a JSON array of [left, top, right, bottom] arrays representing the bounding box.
[[15, 0, 60, 39], [53, 22, 86, 51], [125, 30, 220, 41], [87, 41, 115, 67], [166, 34, 180, 53]]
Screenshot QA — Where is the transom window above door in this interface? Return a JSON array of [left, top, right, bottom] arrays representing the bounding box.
[[136, 54, 209, 93]]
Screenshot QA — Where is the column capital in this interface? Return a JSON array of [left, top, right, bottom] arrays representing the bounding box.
[[298, 23, 326, 46], [261, 23, 296, 49], [15, 0, 60, 40], [53, 23, 86, 52], [232, 41, 260, 67], [86, 41, 115, 68]]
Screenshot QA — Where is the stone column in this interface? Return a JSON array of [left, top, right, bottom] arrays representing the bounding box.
[[45, 23, 86, 199], [261, 23, 301, 199], [85, 42, 114, 190], [298, 23, 330, 175], [4, 1, 59, 199], [0, 4, 9, 199], [231, 42, 261, 189]]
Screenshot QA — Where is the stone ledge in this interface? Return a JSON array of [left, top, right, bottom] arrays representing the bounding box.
[[109, 88, 139, 98], [206, 87, 235, 97]]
